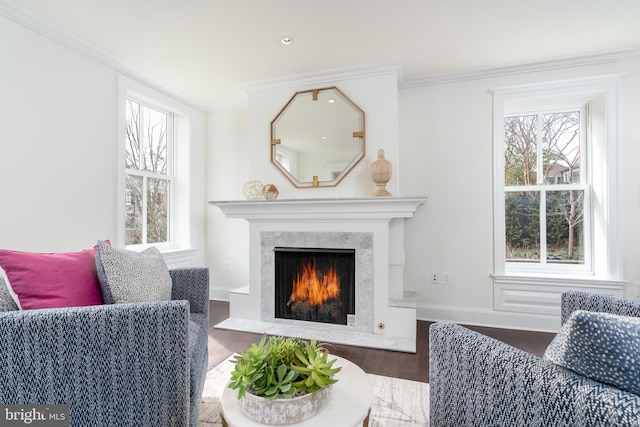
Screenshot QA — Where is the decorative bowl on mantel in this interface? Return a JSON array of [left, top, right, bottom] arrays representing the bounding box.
[[227, 336, 341, 425]]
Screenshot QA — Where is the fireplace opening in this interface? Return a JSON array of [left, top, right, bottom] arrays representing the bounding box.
[[274, 247, 355, 325]]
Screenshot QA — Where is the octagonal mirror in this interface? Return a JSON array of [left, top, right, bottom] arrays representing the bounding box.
[[271, 86, 365, 188]]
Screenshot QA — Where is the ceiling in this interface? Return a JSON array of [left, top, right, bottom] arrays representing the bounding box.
[[5, 0, 640, 109]]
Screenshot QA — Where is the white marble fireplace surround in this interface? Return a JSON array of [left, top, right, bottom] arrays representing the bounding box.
[[261, 231, 373, 333], [209, 197, 426, 353]]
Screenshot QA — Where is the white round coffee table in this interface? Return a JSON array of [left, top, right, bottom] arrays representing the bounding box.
[[221, 355, 373, 427]]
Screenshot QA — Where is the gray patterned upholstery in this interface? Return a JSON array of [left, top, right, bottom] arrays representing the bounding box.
[[0, 272, 18, 311], [171, 268, 210, 427], [0, 267, 209, 427], [429, 291, 640, 427], [561, 290, 640, 324]]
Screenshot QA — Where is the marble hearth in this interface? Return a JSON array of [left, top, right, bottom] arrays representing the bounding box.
[[209, 197, 425, 352]]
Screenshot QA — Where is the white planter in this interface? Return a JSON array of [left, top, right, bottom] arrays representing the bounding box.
[[238, 386, 332, 425]]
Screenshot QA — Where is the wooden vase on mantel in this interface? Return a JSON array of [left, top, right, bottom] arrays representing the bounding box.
[[371, 149, 392, 196]]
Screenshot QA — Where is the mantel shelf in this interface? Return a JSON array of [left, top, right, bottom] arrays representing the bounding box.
[[209, 196, 426, 221]]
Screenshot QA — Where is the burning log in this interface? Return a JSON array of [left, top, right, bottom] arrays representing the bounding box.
[[288, 298, 343, 323], [318, 298, 343, 321], [289, 300, 310, 320]]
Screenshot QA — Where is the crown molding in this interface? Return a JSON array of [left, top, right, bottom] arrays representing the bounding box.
[[236, 47, 640, 103], [400, 48, 640, 89], [0, 0, 208, 113], [241, 60, 410, 95]]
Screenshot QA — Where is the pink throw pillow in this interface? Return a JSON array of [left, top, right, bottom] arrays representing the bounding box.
[[0, 246, 104, 310]]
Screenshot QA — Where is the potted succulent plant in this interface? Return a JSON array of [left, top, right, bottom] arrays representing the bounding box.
[[228, 335, 341, 425]]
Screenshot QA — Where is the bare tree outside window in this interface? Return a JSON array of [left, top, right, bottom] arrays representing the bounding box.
[[504, 111, 584, 264], [125, 99, 172, 246]]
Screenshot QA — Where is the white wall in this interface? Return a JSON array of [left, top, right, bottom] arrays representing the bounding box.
[[0, 15, 117, 251], [0, 15, 207, 264], [206, 108, 251, 298], [207, 56, 640, 330], [619, 62, 640, 299], [401, 59, 640, 328]]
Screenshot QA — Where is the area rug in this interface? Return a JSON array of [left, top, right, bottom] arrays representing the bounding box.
[[197, 357, 429, 427]]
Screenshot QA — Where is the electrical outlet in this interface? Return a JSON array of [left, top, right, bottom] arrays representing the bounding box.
[[224, 260, 231, 271], [442, 272, 451, 284], [431, 272, 440, 284]]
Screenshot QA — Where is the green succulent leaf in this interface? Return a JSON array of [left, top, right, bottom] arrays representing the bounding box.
[[228, 336, 339, 399]]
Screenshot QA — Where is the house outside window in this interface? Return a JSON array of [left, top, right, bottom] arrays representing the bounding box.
[[125, 98, 174, 247]]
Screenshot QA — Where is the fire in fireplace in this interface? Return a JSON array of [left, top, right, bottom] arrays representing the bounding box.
[[274, 247, 355, 325]]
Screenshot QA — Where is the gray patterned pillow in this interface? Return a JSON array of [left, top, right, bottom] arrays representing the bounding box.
[[544, 310, 640, 396], [95, 240, 172, 304], [0, 268, 19, 311]]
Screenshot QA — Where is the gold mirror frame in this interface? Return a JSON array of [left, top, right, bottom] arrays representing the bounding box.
[[270, 86, 366, 188]]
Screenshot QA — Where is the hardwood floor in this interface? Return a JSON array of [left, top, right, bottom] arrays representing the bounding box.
[[207, 300, 555, 383]]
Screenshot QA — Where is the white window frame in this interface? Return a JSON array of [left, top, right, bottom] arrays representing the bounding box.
[[492, 76, 625, 314], [503, 105, 591, 275], [118, 76, 194, 255], [124, 96, 175, 249]]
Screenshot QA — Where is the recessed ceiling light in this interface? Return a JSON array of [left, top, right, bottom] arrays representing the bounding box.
[[281, 36, 294, 45], [328, 99, 336, 103]]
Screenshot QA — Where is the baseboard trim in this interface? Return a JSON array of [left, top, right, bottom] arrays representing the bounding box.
[[211, 288, 562, 332], [209, 288, 230, 302], [417, 302, 560, 333]]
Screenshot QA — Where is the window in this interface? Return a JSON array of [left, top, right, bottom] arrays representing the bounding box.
[[493, 76, 622, 282], [503, 107, 589, 273], [118, 75, 201, 266], [125, 98, 174, 246]]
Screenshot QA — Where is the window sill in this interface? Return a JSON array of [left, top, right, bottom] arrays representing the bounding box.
[[493, 274, 625, 316], [160, 248, 198, 269], [123, 244, 197, 269]]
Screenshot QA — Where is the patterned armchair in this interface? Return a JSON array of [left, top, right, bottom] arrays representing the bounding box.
[[0, 267, 209, 427], [429, 291, 640, 427]]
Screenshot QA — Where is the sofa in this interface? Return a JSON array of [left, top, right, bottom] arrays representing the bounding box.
[[0, 266, 209, 427], [429, 291, 640, 427]]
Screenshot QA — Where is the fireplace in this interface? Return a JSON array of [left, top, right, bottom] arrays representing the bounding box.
[[210, 197, 426, 352], [274, 247, 356, 326]]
